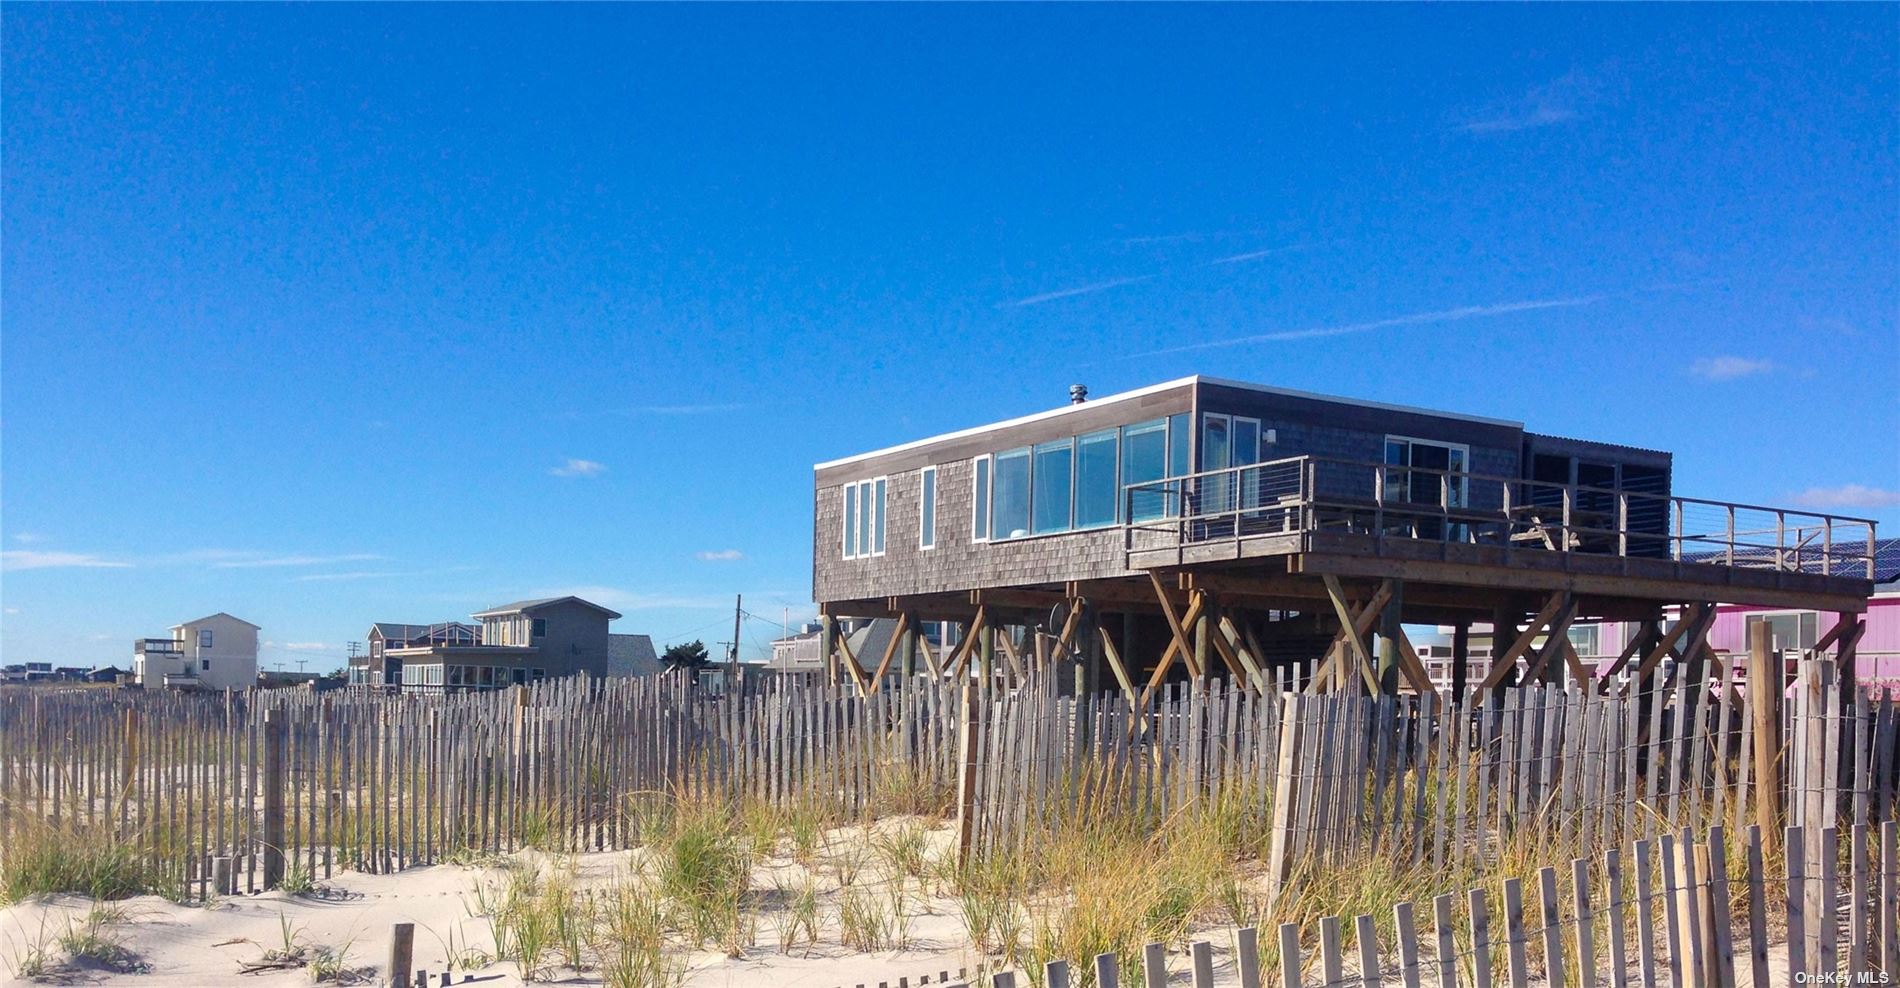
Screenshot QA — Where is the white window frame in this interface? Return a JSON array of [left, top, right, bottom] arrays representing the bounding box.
[[872, 477, 887, 555], [841, 477, 889, 560], [1743, 610, 1820, 654], [198, 629, 214, 649], [971, 454, 992, 543], [1382, 434, 1472, 506], [842, 484, 857, 558], [919, 466, 938, 550]]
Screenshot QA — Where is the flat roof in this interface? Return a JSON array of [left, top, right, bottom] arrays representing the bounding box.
[[813, 375, 1524, 471]]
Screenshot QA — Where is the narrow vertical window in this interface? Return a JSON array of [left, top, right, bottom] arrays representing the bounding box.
[[843, 483, 859, 558], [873, 478, 887, 554], [858, 482, 872, 557], [920, 466, 937, 549], [972, 456, 991, 541]]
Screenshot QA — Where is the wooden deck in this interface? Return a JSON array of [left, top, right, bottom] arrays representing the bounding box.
[[1125, 529, 1874, 612]]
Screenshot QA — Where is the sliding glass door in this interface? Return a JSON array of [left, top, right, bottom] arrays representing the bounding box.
[[1199, 414, 1263, 518]]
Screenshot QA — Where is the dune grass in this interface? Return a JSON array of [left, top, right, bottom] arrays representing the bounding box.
[[0, 819, 182, 904]]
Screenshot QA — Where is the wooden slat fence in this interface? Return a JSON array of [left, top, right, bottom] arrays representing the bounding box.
[[886, 821, 1898, 987], [2, 657, 1894, 904]]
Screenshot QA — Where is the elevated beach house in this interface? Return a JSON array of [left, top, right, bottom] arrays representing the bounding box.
[[810, 377, 1877, 699]]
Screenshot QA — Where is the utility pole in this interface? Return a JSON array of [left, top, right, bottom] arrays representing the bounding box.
[[729, 594, 743, 671]]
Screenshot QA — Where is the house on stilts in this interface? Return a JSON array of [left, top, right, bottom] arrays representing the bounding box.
[[810, 377, 1878, 700]]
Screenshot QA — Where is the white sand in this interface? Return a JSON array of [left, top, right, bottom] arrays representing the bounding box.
[[0, 819, 1798, 988], [0, 820, 1101, 987]]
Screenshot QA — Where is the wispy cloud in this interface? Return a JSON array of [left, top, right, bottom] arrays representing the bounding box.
[[1208, 244, 1316, 265], [213, 553, 381, 569], [276, 641, 336, 653], [11, 532, 44, 544], [1135, 294, 1603, 357], [550, 458, 607, 479], [294, 571, 394, 583], [295, 564, 478, 583], [1788, 485, 1900, 510], [1111, 228, 1276, 247], [1689, 356, 1774, 381], [532, 585, 737, 613], [696, 549, 746, 562], [1, 550, 133, 572], [1003, 275, 1153, 308], [1457, 65, 1617, 135], [1796, 316, 1861, 339]]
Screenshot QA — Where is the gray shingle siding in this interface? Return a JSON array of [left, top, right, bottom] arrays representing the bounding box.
[[529, 599, 613, 677]]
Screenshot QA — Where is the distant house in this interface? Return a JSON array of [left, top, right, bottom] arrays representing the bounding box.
[[1, 662, 107, 685], [1428, 538, 1900, 695], [766, 618, 951, 679], [767, 623, 826, 676], [352, 621, 482, 687], [133, 613, 260, 690], [1, 662, 53, 684], [608, 633, 660, 677], [388, 596, 624, 691], [257, 669, 338, 690]]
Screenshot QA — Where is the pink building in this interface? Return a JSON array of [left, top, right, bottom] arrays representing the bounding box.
[[1571, 538, 1898, 695]]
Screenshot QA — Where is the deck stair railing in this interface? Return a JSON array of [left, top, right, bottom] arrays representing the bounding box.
[[1124, 454, 1878, 579]]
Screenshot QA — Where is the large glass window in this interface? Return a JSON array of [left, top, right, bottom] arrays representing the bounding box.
[[1384, 437, 1467, 506], [991, 448, 1031, 539], [1076, 429, 1119, 528], [1122, 419, 1169, 522], [1233, 418, 1262, 509], [920, 467, 937, 549], [1032, 439, 1074, 534], [971, 456, 991, 541], [977, 411, 1194, 538], [1168, 413, 1191, 478], [1201, 415, 1232, 512]]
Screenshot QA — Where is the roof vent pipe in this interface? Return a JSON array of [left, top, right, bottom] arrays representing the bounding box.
[[1069, 384, 1088, 404]]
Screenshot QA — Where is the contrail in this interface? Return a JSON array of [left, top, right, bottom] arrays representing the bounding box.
[[1135, 294, 1605, 356], [1003, 275, 1154, 308]]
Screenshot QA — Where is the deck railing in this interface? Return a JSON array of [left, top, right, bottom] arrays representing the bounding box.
[[1123, 454, 1879, 579]]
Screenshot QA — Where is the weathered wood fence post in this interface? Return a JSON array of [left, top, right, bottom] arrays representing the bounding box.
[[262, 707, 286, 889], [1264, 691, 1303, 905], [954, 677, 981, 865], [386, 921, 414, 988], [1747, 622, 1779, 855]]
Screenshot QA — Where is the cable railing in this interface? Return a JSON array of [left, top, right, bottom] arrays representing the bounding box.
[[1123, 455, 1879, 579]]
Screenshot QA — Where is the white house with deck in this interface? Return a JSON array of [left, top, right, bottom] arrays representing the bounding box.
[[133, 612, 260, 690]]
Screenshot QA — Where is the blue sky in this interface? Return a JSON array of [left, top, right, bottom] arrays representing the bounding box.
[[4, 5, 1895, 670]]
